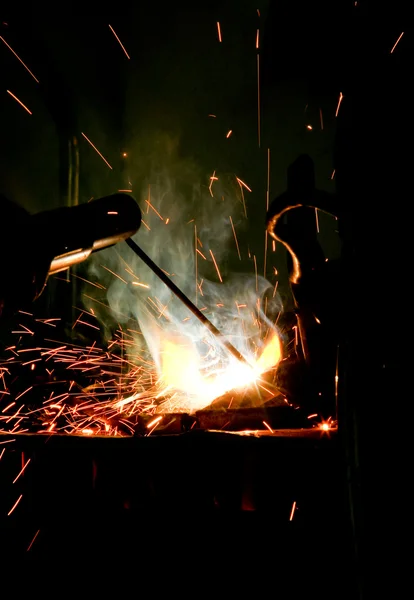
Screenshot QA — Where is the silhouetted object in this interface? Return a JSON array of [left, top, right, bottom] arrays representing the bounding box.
[[266, 155, 341, 415], [0, 193, 141, 318]]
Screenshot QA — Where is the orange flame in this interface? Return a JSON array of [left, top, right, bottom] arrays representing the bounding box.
[[158, 332, 282, 411]]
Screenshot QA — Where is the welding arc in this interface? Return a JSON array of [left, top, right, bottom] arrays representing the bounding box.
[[125, 238, 252, 368]]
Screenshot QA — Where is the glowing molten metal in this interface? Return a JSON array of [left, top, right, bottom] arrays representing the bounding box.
[[158, 331, 282, 411]]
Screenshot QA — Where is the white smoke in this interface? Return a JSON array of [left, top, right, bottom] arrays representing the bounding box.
[[83, 136, 283, 403]]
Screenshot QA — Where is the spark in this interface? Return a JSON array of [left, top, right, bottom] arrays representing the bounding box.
[[319, 108, 324, 130], [293, 324, 298, 347], [253, 255, 258, 292], [307, 413, 318, 419], [257, 54, 261, 147], [0, 36, 39, 82], [262, 420, 273, 433], [209, 249, 223, 282], [335, 345, 339, 418], [15, 323, 34, 335], [229, 216, 241, 260], [289, 501, 297, 521], [195, 224, 199, 305], [147, 184, 151, 213], [264, 147, 270, 277], [81, 132, 113, 169], [13, 458, 31, 483], [145, 199, 164, 220], [197, 279, 204, 296], [101, 265, 127, 283], [0, 448, 5, 460], [216, 22, 222, 42], [36, 317, 60, 324], [266, 148, 270, 211], [390, 32, 404, 54], [27, 530, 40, 552], [15, 387, 33, 401], [7, 494, 23, 516], [41, 345, 67, 357], [315, 208, 320, 233], [2, 401, 15, 413], [76, 320, 100, 331], [239, 186, 247, 218], [306, 124, 313, 130], [236, 177, 252, 193], [331, 169, 336, 180], [131, 281, 150, 289], [335, 92, 343, 117], [6, 90, 32, 114], [147, 422, 161, 436], [118, 189, 132, 193], [5, 404, 24, 423], [209, 170, 218, 196], [257, 382, 275, 396], [256, 29, 259, 49], [108, 24, 130, 59], [226, 130, 233, 138], [147, 416, 162, 429], [196, 248, 207, 260], [107, 211, 118, 215]]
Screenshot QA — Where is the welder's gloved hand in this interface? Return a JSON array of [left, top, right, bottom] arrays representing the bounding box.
[[0, 195, 51, 319]]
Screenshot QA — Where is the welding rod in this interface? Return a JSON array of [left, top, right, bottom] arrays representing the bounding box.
[[125, 238, 252, 368]]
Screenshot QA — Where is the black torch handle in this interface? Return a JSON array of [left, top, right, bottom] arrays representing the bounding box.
[[125, 238, 252, 368], [42, 193, 142, 275]]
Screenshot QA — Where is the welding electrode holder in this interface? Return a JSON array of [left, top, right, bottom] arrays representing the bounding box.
[[0, 193, 141, 318]]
